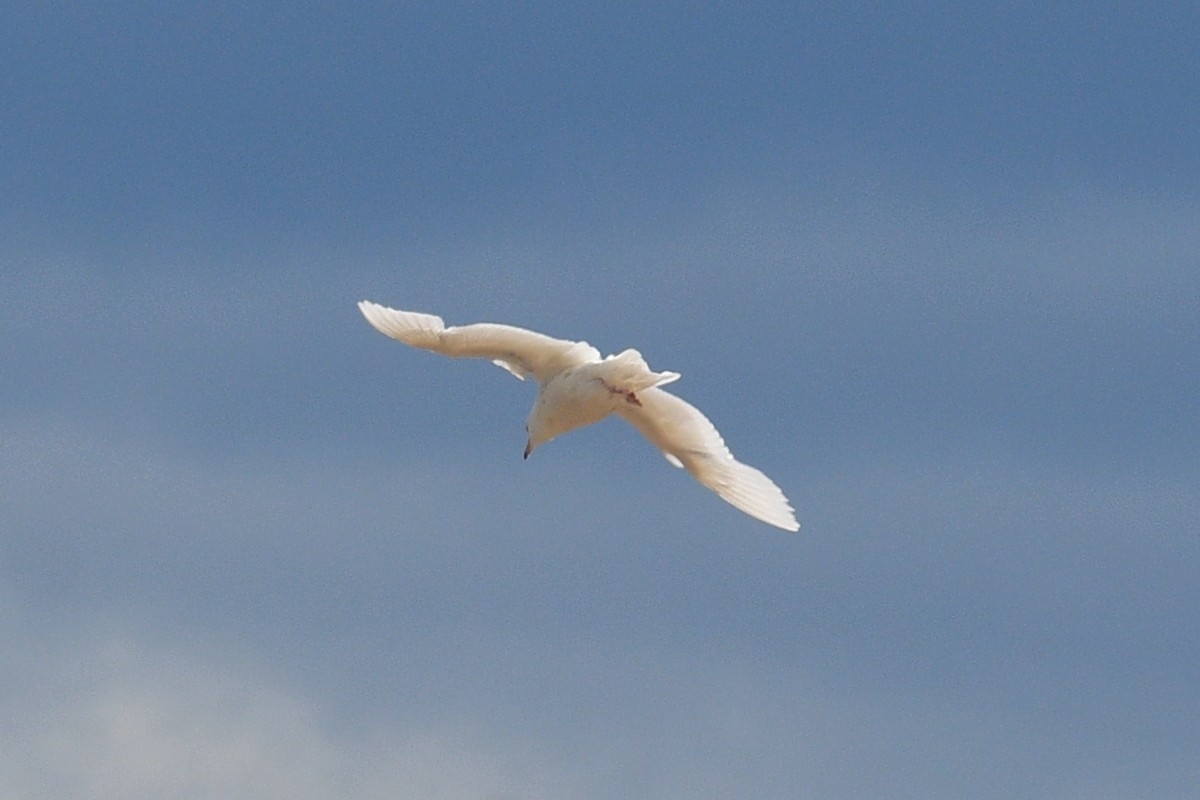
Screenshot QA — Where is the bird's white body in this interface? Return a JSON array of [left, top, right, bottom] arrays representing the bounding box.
[[527, 350, 680, 452], [358, 300, 799, 531]]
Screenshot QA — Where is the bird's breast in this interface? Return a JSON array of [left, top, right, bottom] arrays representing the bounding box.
[[541, 370, 617, 429]]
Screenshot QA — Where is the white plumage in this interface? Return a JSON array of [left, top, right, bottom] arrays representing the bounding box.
[[358, 300, 799, 532]]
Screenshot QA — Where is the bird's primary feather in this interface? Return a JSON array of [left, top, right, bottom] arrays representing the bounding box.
[[358, 301, 600, 384], [615, 388, 798, 531]]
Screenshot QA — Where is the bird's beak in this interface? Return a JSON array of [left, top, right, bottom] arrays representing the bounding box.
[[523, 440, 532, 460]]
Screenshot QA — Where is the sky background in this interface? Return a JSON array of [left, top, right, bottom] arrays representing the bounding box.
[[3, 2, 1199, 798]]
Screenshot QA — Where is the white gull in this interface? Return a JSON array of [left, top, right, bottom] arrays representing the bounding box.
[[358, 300, 799, 532]]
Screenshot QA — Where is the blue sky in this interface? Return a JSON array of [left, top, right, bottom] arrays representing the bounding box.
[[3, 3, 1198, 798]]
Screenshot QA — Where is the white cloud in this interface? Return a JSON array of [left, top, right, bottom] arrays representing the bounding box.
[[2, 418, 1198, 799], [0, 628, 578, 800]]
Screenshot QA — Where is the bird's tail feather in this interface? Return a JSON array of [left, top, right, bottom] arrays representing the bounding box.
[[603, 349, 681, 393]]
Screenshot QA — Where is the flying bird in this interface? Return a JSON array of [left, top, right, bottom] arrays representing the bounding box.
[[358, 301, 799, 531]]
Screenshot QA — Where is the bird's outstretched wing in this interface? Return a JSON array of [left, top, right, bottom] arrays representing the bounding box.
[[358, 301, 601, 384], [616, 388, 799, 531]]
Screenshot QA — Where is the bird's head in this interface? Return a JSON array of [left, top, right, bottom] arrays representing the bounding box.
[[523, 417, 549, 460], [523, 395, 567, 460]]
